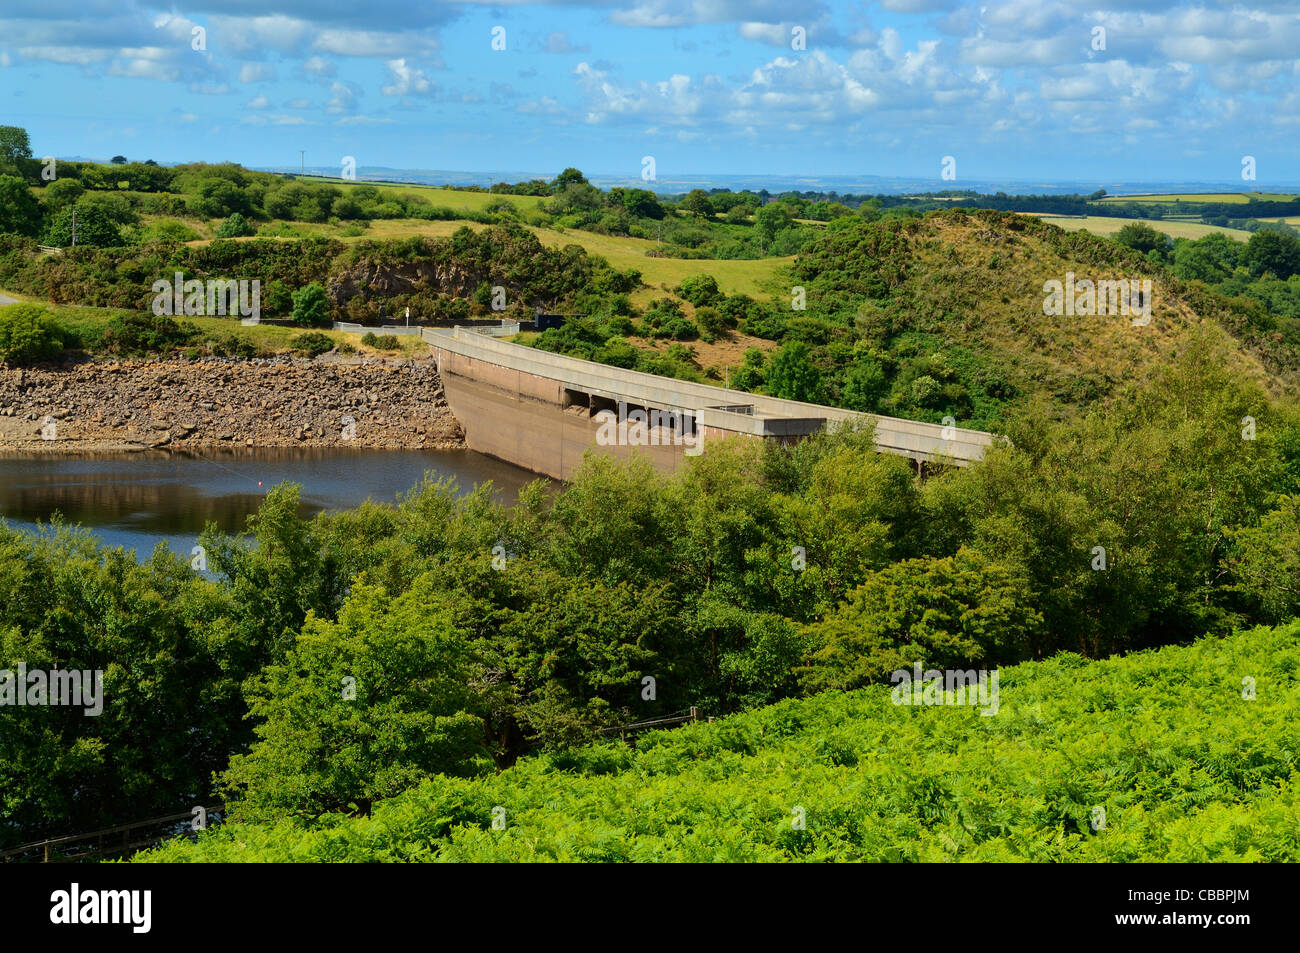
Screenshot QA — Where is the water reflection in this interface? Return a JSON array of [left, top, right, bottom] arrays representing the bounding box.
[[0, 448, 545, 559]]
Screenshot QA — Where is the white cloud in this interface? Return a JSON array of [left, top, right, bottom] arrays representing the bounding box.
[[238, 63, 275, 83], [381, 58, 433, 96]]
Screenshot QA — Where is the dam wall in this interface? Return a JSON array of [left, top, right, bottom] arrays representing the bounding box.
[[423, 328, 998, 481]]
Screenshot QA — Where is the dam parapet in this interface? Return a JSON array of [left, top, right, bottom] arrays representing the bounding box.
[[422, 327, 998, 480]]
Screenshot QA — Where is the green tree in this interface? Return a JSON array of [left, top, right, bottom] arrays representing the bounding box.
[[42, 177, 84, 213], [681, 189, 713, 219], [800, 547, 1042, 692], [291, 282, 331, 326], [0, 125, 32, 159], [219, 576, 489, 821], [1229, 496, 1300, 623], [1243, 228, 1300, 281], [1114, 221, 1170, 256], [678, 273, 721, 307], [755, 202, 793, 245], [215, 212, 256, 238], [41, 202, 122, 247], [765, 340, 822, 402], [551, 167, 588, 191], [0, 174, 40, 236]]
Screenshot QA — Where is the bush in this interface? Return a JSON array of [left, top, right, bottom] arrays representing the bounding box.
[[361, 332, 400, 350], [290, 331, 335, 357], [140, 219, 199, 244], [800, 547, 1042, 692], [291, 282, 330, 327], [100, 312, 198, 356], [215, 213, 256, 238], [677, 273, 721, 307], [0, 304, 67, 365]]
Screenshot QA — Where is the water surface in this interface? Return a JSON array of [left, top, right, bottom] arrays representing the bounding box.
[[0, 448, 543, 559]]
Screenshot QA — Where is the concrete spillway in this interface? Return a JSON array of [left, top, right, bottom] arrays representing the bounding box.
[[423, 327, 998, 481]]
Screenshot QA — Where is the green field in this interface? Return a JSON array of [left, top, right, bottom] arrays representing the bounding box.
[[1029, 213, 1253, 241], [140, 621, 1300, 862], [1098, 192, 1297, 204], [182, 217, 787, 301]]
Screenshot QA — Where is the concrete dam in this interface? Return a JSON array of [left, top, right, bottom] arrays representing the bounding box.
[[422, 327, 998, 481]]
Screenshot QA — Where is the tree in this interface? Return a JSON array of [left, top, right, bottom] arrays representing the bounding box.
[[215, 212, 256, 238], [1171, 232, 1240, 284], [1229, 496, 1300, 623], [110, 155, 127, 165], [681, 189, 713, 219], [0, 125, 32, 159], [799, 548, 1042, 692], [551, 167, 588, 191], [1243, 228, 1300, 281], [1114, 221, 1169, 256], [765, 340, 822, 402], [42, 177, 84, 213], [291, 282, 331, 326], [755, 202, 793, 245], [617, 187, 664, 220], [219, 576, 489, 821], [0, 174, 40, 236], [41, 202, 121, 247]]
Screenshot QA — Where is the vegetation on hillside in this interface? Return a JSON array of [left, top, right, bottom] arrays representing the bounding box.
[[5, 331, 1300, 846], [139, 620, 1300, 862]]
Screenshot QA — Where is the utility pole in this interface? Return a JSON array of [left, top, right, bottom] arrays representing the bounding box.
[[71, 208, 77, 247]]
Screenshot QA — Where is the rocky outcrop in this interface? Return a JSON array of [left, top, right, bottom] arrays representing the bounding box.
[[0, 356, 464, 452]]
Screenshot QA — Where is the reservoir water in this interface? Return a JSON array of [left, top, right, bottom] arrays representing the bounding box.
[[0, 448, 545, 560]]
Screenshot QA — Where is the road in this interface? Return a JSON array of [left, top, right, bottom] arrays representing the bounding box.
[[0, 293, 18, 306]]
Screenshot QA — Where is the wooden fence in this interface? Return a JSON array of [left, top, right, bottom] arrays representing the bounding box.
[[598, 707, 707, 742], [0, 805, 225, 863]]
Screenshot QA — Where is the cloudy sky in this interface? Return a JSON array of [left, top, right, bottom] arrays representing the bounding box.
[[2, 0, 1296, 185]]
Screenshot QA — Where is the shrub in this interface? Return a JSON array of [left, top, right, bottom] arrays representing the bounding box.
[[215, 213, 256, 239], [291, 282, 330, 327], [291, 331, 335, 357], [99, 312, 198, 356], [0, 303, 67, 365], [677, 273, 722, 307], [140, 219, 199, 244], [361, 332, 400, 350]]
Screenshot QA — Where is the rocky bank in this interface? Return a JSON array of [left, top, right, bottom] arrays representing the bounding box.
[[0, 356, 465, 453]]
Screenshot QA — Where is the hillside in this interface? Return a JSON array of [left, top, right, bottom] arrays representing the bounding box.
[[139, 621, 1300, 862], [770, 209, 1298, 428]]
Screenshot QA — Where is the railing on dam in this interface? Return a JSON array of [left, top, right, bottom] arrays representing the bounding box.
[[423, 327, 1000, 465]]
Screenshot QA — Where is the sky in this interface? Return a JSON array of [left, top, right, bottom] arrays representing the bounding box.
[[1, 1, 1298, 187]]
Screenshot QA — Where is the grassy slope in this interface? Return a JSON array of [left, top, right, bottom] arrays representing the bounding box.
[[139, 622, 1300, 862], [1027, 214, 1253, 242], [1097, 192, 1297, 204], [177, 217, 788, 302], [832, 212, 1287, 414]]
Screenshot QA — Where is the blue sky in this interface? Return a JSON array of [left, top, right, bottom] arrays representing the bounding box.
[[2, 1, 1298, 186]]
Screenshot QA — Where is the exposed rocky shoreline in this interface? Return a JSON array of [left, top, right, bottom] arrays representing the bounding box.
[[0, 356, 465, 453]]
